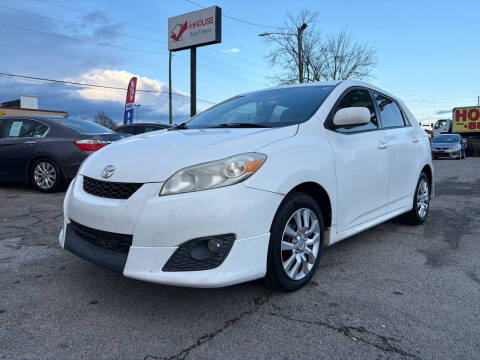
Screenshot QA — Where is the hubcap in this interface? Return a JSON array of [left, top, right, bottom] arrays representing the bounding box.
[[281, 208, 321, 281], [416, 178, 429, 219], [34, 161, 56, 190]]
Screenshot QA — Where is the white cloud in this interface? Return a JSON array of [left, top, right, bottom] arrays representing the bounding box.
[[221, 48, 240, 53], [66, 69, 189, 114]]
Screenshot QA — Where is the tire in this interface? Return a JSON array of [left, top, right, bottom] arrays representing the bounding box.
[[30, 158, 63, 193], [266, 192, 324, 292], [400, 173, 430, 225]]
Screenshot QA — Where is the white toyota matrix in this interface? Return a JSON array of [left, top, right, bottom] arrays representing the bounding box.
[[59, 81, 433, 291]]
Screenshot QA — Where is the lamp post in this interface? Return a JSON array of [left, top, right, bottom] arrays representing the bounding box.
[[134, 104, 142, 123], [259, 23, 307, 83]]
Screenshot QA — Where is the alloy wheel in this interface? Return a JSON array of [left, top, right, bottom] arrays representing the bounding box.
[[416, 178, 429, 219], [281, 208, 321, 281], [34, 161, 57, 190]]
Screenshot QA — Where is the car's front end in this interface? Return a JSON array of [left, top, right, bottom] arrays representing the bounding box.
[[431, 142, 462, 158], [58, 128, 295, 287]]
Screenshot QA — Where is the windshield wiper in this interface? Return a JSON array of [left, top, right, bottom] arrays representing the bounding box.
[[209, 123, 270, 128]]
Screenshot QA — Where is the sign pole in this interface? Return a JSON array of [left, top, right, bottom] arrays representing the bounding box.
[[190, 47, 196, 117], [169, 51, 173, 124]]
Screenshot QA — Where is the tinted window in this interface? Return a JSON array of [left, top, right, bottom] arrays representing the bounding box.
[[334, 89, 378, 133], [0, 119, 48, 138], [116, 126, 134, 134], [184, 86, 335, 129], [373, 92, 406, 128], [55, 118, 113, 134]]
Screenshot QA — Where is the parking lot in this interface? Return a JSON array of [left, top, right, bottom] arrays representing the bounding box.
[[0, 159, 479, 359]]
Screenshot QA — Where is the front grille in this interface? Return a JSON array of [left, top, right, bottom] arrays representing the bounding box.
[[70, 220, 133, 253], [83, 176, 142, 199]]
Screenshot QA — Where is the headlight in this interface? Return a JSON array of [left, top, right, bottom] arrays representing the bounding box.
[[160, 153, 266, 195], [452, 144, 461, 150]]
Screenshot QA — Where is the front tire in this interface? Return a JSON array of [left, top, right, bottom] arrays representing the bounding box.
[[266, 192, 324, 292], [400, 173, 430, 225], [31, 158, 63, 193]]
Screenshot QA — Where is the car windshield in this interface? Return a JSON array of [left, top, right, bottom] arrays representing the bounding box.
[[55, 117, 113, 134], [183, 86, 335, 129], [432, 134, 459, 143]]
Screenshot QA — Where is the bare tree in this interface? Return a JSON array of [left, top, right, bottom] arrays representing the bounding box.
[[263, 10, 377, 84], [93, 111, 117, 130], [322, 29, 377, 81]]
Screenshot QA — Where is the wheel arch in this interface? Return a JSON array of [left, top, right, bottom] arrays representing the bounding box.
[[273, 181, 333, 230], [420, 163, 434, 197]]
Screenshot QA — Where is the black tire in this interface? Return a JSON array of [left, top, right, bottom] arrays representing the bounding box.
[[30, 158, 63, 193], [400, 173, 430, 225], [266, 192, 324, 292]]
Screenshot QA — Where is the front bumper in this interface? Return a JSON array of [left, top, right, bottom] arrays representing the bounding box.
[[432, 149, 460, 158], [59, 176, 283, 287]]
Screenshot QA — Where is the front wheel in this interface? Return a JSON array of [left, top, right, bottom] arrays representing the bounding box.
[[400, 173, 430, 225], [266, 192, 324, 291], [31, 159, 63, 193]]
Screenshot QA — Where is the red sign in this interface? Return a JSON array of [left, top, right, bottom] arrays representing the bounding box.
[[125, 77, 137, 105]]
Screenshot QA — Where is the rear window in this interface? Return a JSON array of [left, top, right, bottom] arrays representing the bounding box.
[[55, 118, 113, 134]]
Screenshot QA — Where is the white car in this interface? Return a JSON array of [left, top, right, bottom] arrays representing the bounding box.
[[59, 81, 433, 291]]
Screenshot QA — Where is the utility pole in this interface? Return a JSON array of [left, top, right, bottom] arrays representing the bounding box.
[[168, 51, 173, 124], [478, 96, 479, 106], [297, 23, 307, 83], [134, 104, 141, 123], [259, 22, 307, 84]]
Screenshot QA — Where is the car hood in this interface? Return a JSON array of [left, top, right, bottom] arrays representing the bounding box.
[[79, 125, 298, 183]]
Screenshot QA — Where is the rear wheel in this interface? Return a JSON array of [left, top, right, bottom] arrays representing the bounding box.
[[31, 159, 63, 193], [400, 173, 430, 225], [266, 193, 324, 291]]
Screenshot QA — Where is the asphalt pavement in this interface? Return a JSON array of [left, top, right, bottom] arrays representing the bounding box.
[[1, 158, 479, 359]]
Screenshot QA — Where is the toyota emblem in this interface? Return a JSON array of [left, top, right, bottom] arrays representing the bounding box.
[[102, 165, 115, 179]]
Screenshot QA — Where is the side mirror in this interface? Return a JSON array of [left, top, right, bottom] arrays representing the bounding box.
[[333, 107, 371, 127]]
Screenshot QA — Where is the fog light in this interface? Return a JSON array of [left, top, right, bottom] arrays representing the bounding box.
[[207, 238, 221, 254]]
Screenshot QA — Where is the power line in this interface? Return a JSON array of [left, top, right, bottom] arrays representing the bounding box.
[[20, 0, 273, 73], [0, 72, 216, 104], [0, 4, 164, 44], [0, 21, 165, 54], [31, 0, 166, 34], [184, 0, 291, 30]]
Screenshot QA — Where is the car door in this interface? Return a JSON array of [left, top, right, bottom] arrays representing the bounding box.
[[325, 88, 389, 234], [0, 118, 49, 181], [372, 92, 421, 212]]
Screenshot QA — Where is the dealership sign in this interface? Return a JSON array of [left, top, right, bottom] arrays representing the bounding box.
[[453, 106, 480, 132], [168, 6, 222, 51], [123, 77, 137, 124]]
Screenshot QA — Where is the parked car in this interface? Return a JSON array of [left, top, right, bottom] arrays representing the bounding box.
[[431, 134, 465, 159], [59, 81, 433, 291], [0, 116, 128, 192], [114, 122, 172, 136]]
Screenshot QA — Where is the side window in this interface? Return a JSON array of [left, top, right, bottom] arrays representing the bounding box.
[[0, 119, 11, 138], [0, 119, 48, 138], [373, 92, 406, 128], [334, 89, 378, 133]]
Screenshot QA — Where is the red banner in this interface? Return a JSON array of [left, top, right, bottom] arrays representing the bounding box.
[[125, 77, 137, 104]]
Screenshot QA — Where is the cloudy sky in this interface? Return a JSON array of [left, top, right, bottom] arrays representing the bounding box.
[[0, 0, 479, 125]]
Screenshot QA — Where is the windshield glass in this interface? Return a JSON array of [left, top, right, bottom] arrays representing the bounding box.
[[434, 120, 448, 129], [184, 86, 335, 129], [55, 117, 113, 134], [432, 134, 459, 143]]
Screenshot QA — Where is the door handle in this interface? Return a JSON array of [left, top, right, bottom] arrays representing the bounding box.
[[378, 141, 388, 150], [412, 136, 419, 143], [24, 141, 37, 144]]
